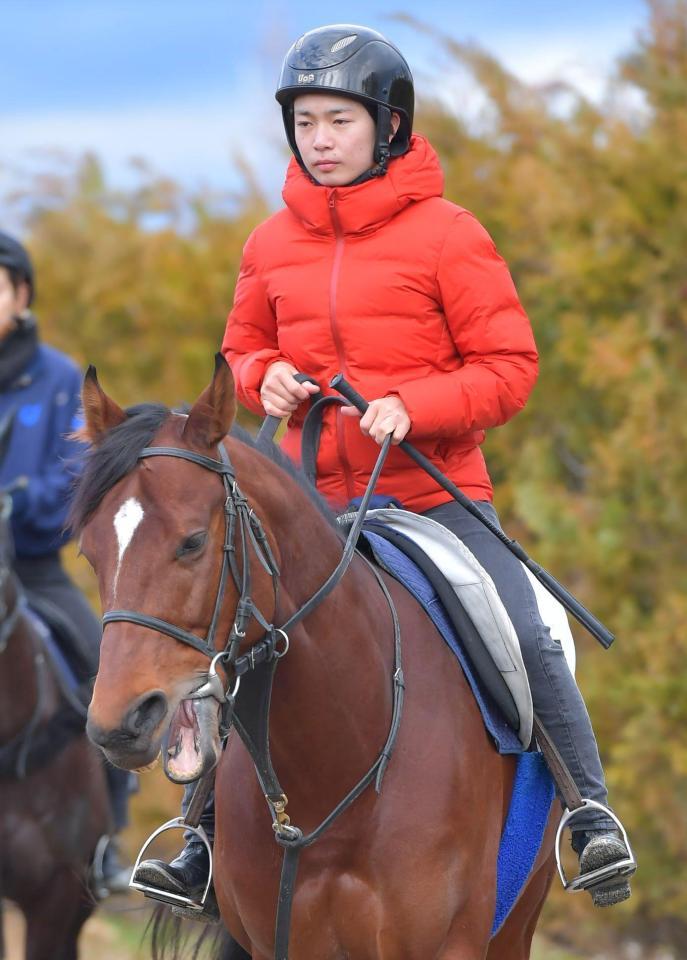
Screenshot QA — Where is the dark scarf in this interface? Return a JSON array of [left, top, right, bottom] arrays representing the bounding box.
[[0, 314, 39, 391]]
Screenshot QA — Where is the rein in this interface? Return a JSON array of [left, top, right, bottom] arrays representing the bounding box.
[[0, 583, 89, 780], [0, 495, 50, 779], [0, 612, 50, 779], [101, 431, 406, 958]]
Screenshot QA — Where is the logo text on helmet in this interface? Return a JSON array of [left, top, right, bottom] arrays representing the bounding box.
[[331, 35, 357, 53], [297, 73, 315, 83]]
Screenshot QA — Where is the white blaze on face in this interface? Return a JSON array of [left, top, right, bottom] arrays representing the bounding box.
[[112, 497, 144, 597]]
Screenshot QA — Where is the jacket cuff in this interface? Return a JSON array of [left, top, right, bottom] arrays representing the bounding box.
[[388, 374, 469, 439], [229, 349, 286, 415]]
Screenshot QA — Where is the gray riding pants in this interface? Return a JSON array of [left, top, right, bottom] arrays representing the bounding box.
[[424, 499, 616, 832]]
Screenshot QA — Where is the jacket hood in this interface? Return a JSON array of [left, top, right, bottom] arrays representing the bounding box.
[[282, 134, 444, 236]]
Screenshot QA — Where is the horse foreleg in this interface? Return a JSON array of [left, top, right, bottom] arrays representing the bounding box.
[[23, 870, 93, 960]]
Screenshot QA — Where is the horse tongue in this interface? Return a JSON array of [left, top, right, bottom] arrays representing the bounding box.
[[164, 697, 221, 784]]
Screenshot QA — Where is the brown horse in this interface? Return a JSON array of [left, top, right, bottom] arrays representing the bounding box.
[[0, 493, 111, 959], [79, 358, 558, 960]]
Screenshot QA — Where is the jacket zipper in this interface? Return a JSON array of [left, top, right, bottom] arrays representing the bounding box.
[[328, 193, 355, 502]]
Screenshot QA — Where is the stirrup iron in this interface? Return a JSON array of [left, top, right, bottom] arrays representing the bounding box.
[[129, 818, 213, 911], [555, 799, 637, 892]]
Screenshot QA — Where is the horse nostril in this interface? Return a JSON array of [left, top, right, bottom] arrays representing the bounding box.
[[122, 690, 169, 738]]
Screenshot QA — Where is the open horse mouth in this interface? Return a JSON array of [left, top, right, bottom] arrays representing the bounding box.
[[164, 696, 223, 784]]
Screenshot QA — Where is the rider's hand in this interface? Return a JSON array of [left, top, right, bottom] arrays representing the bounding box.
[[341, 395, 411, 445], [259, 362, 319, 418]]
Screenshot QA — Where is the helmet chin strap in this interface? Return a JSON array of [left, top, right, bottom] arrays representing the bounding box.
[[346, 105, 392, 186]]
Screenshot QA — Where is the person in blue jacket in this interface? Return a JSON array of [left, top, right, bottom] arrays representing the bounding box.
[[0, 231, 133, 893]]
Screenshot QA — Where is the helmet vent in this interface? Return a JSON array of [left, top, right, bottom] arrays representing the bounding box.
[[331, 35, 357, 53]]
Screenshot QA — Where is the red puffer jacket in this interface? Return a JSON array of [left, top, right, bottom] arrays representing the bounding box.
[[222, 134, 538, 512]]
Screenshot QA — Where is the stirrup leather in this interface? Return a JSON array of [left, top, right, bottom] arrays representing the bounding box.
[[90, 834, 113, 900], [129, 818, 213, 912], [555, 799, 637, 892]]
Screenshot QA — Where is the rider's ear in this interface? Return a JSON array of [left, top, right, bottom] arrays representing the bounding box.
[[183, 353, 236, 449], [78, 366, 127, 444]]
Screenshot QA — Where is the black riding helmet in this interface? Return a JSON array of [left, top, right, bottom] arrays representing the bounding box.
[[275, 24, 414, 180], [0, 232, 35, 306]]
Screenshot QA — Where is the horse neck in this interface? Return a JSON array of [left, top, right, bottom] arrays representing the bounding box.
[[253, 489, 394, 816], [0, 574, 54, 744]]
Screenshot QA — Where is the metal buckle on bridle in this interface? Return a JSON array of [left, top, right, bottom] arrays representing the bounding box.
[[270, 793, 301, 841], [273, 628, 290, 659], [230, 480, 248, 509], [555, 799, 637, 893]]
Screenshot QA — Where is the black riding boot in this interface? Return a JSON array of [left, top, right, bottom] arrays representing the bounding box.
[[131, 784, 218, 922]]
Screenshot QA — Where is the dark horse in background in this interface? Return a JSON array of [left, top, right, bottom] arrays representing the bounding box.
[[0, 417, 111, 960], [80, 358, 557, 959]]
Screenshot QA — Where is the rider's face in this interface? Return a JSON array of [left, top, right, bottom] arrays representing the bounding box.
[[293, 94, 379, 186], [0, 268, 28, 340]]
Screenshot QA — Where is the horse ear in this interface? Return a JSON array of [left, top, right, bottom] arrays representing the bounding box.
[[79, 365, 127, 444], [183, 354, 236, 449]]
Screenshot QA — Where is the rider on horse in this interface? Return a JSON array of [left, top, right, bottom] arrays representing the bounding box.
[[0, 231, 134, 893], [135, 24, 633, 910]]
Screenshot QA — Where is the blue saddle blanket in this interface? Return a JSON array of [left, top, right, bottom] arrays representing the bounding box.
[[24, 606, 82, 696], [362, 530, 555, 936]]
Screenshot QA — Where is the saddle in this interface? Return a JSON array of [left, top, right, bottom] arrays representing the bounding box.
[[0, 606, 87, 781], [24, 596, 93, 714], [350, 506, 576, 750], [25, 590, 98, 700]]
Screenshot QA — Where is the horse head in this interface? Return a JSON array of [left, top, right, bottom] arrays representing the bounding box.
[[78, 356, 274, 781]]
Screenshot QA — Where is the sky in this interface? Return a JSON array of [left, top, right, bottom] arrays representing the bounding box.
[[1, 0, 648, 210]]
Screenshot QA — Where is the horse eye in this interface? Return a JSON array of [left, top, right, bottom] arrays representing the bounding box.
[[177, 531, 208, 557]]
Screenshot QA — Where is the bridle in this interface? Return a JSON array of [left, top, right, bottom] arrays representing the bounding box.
[[102, 433, 398, 707], [100, 433, 405, 958], [0, 494, 23, 654], [103, 443, 282, 702], [0, 493, 54, 779]]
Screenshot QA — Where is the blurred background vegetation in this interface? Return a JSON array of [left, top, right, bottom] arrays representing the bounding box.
[[3, 0, 687, 956]]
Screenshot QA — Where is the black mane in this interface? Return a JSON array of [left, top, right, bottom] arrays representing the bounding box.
[[232, 424, 338, 529], [69, 408, 338, 533]]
